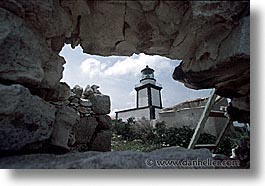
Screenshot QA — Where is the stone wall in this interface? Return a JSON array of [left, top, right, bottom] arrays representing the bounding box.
[[67, 85, 112, 152]]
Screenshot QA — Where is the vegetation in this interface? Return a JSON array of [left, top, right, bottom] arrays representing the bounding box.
[[112, 117, 249, 157]]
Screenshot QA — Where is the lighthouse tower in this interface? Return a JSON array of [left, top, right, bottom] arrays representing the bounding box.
[[135, 65, 163, 119]]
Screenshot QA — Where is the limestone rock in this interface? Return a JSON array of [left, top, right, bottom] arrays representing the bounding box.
[[0, 84, 56, 151], [74, 116, 98, 144], [72, 85, 83, 98], [69, 97, 79, 105], [79, 99, 92, 107], [37, 82, 71, 102], [0, 147, 214, 169], [96, 115, 112, 130], [90, 95, 111, 115], [82, 85, 94, 99], [51, 106, 79, 149], [91, 85, 101, 94], [90, 130, 112, 152], [78, 106, 91, 114], [0, 0, 72, 39], [0, 7, 66, 96], [40, 54, 65, 90], [170, 2, 249, 112], [0, 8, 44, 87], [71, 0, 249, 113], [79, 1, 125, 55]]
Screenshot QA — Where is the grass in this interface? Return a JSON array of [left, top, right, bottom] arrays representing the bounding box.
[[111, 134, 160, 152]]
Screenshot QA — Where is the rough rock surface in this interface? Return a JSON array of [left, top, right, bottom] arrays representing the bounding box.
[[0, 84, 56, 151], [90, 130, 112, 152], [0, 6, 67, 97], [74, 116, 98, 145], [0, 147, 213, 169], [0, 8, 44, 87], [37, 82, 71, 102], [72, 85, 83, 98], [0, 0, 72, 39], [90, 95, 111, 115], [51, 106, 79, 149], [96, 115, 112, 130], [66, 85, 112, 152], [1, 0, 249, 115], [63, 0, 249, 117]]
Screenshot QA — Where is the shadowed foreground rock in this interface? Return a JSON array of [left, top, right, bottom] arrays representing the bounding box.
[[0, 147, 214, 169], [0, 84, 56, 152]]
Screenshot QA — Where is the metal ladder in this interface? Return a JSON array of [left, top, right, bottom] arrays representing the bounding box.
[[188, 89, 232, 152]]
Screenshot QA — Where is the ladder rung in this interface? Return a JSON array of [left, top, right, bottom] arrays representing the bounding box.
[[194, 144, 216, 149], [209, 111, 226, 118]]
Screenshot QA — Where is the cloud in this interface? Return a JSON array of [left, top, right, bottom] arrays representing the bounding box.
[[79, 53, 178, 82], [80, 58, 106, 78], [103, 53, 175, 77]]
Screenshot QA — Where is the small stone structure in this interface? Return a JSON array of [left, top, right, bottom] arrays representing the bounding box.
[[66, 84, 112, 152], [159, 97, 228, 137], [0, 83, 111, 155]]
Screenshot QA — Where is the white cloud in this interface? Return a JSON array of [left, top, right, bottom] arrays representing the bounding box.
[[79, 53, 177, 81], [80, 58, 104, 78], [103, 53, 175, 77]]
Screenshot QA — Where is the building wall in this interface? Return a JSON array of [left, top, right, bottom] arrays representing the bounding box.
[[117, 108, 150, 121], [151, 88, 160, 107], [159, 107, 228, 137], [117, 107, 162, 121], [138, 89, 148, 107], [154, 108, 162, 120]]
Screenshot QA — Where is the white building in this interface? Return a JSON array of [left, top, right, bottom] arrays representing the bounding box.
[[159, 97, 229, 137]]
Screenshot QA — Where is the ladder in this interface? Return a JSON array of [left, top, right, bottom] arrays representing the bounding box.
[[188, 89, 232, 152]]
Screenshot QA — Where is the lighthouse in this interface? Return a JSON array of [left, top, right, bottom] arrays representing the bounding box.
[[116, 65, 163, 121], [135, 65, 163, 119]]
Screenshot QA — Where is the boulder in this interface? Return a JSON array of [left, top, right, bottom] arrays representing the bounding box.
[[72, 85, 83, 98], [0, 0, 72, 39], [82, 85, 94, 99], [69, 97, 79, 106], [79, 1, 125, 55], [40, 54, 65, 90], [0, 7, 66, 95], [78, 106, 91, 114], [51, 106, 79, 149], [0, 84, 56, 151], [91, 85, 100, 94], [79, 99, 92, 107], [74, 116, 98, 144], [90, 130, 112, 152], [0, 8, 44, 87], [0, 147, 215, 169], [36, 82, 71, 102], [96, 115, 112, 130], [90, 95, 111, 115]]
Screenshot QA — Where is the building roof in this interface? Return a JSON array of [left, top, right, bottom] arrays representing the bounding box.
[[162, 97, 208, 112], [141, 65, 154, 73]]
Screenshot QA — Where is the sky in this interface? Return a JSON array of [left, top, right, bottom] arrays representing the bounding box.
[[59, 44, 212, 117]]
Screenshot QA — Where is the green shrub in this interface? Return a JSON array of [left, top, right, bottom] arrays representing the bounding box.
[[112, 118, 241, 156]]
